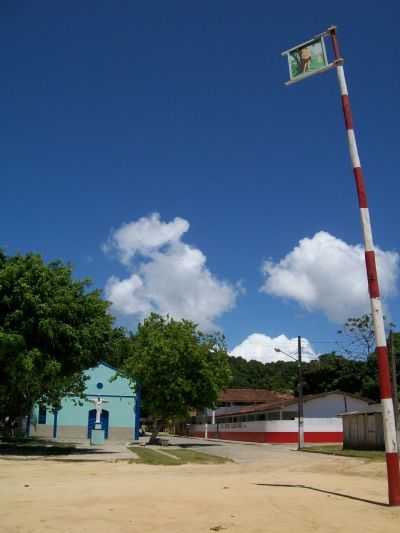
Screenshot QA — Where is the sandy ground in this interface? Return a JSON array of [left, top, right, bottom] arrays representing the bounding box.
[[1, 440, 399, 533]]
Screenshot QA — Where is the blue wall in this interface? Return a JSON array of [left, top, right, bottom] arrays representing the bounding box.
[[31, 362, 139, 439]]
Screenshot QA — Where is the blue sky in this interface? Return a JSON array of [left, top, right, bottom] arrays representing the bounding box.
[[2, 2, 400, 361]]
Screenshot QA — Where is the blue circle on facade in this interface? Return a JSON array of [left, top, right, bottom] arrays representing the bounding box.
[[96, 382, 103, 389]]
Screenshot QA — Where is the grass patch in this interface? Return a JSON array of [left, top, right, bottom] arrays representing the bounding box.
[[128, 446, 231, 465], [168, 448, 231, 464], [301, 445, 385, 461], [128, 447, 181, 465]]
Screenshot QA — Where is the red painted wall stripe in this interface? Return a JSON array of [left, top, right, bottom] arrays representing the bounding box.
[[365, 251, 380, 298], [263, 432, 343, 444], [190, 431, 343, 444], [341, 95, 353, 129], [376, 346, 393, 399], [353, 167, 368, 207]]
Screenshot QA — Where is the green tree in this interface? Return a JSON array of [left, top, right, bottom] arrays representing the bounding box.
[[228, 356, 298, 394], [360, 353, 380, 401], [119, 313, 231, 442], [337, 314, 395, 359], [103, 327, 136, 369], [393, 332, 400, 357], [228, 351, 381, 401], [337, 314, 376, 359], [301, 353, 366, 396], [0, 252, 117, 432]]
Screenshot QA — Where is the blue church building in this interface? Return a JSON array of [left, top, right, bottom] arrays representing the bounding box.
[[29, 362, 141, 442]]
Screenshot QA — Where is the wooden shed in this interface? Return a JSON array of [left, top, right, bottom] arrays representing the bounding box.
[[340, 404, 385, 450]]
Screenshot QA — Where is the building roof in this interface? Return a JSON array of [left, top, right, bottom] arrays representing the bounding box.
[[215, 391, 371, 418], [339, 403, 382, 416], [83, 361, 136, 398], [99, 360, 117, 371], [218, 388, 294, 404]]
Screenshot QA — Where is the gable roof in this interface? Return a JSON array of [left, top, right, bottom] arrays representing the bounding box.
[[83, 361, 135, 397], [339, 403, 382, 416], [99, 360, 117, 371], [216, 391, 371, 418]]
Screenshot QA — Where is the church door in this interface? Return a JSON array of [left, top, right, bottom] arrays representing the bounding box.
[[87, 409, 109, 439]]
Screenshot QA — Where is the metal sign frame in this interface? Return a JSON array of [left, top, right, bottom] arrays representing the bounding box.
[[282, 35, 335, 85]]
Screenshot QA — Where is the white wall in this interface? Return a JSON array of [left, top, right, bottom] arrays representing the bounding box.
[[191, 417, 343, 434], [287, 394, 369, 418]]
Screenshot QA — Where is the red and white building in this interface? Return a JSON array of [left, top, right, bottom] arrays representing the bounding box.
[[190, 391, 370, 444]]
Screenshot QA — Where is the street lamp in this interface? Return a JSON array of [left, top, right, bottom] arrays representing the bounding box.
[[274, 336, 304, 450]]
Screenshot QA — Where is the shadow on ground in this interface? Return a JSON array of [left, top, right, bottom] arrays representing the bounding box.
[[255, 483, 387, 507], [0, 438, 115, 456], [173, 443, 223, 448]]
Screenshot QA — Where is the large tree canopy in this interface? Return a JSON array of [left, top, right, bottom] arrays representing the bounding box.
[[228, 315, 400, 403], [228, 349, 400, 403], [0, 252, 118, 427], [228, 356, 297, 393], [119, 313, 231, 439]]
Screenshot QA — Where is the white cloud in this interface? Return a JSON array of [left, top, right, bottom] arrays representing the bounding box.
[[104, 274, 152, 316], [231, 333, 316, 363], [261, 231, 399, 323], [103, 213, 239, 331], [102, 213, 189, 265]]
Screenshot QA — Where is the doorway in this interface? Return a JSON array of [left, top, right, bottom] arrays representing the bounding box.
[[87, 409, 109, 439]]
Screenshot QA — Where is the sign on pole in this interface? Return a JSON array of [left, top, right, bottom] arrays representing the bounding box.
[[282, 35, 334, 85], [281, 25, 400, 506]]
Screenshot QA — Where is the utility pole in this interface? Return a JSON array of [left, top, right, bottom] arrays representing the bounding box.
[[204, 410, 209, 439], [389, 330, 400, 452], [274, 342, 305, 449], [282, 26, 400, 506], [297, 336, 304, 450], [329, 27, 400, 505]]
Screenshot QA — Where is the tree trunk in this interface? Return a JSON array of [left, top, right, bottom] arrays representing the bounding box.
[[2, 416, 18, 439], [148, 420, 162, 444]]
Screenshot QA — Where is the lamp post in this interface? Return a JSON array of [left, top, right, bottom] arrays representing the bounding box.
[[274, 336, 304, 449]]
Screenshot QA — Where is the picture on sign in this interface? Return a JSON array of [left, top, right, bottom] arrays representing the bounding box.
[[287, 37, 328, 80]]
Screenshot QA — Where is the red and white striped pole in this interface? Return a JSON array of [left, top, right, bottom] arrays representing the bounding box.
[[329, 26, 400, 506]]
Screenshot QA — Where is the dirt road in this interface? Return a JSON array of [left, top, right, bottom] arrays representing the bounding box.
[[1, 441, 399, 532]]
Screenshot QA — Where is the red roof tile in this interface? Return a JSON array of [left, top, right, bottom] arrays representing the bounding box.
[[218, 388, 294, 403]]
